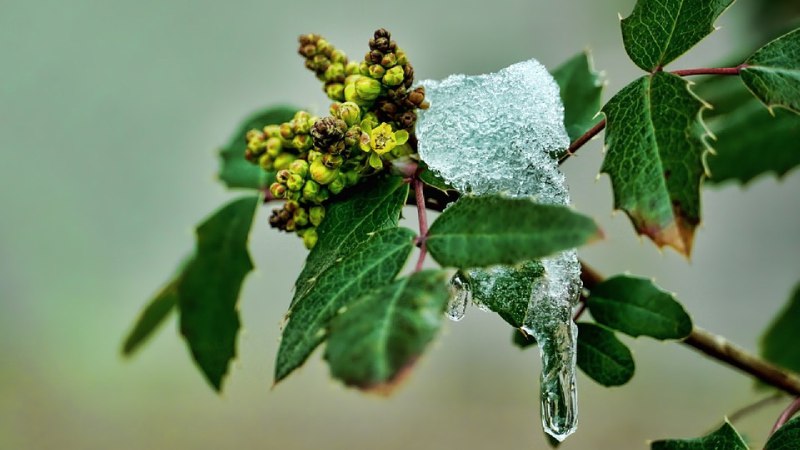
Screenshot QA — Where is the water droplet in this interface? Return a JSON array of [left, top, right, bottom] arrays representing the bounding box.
[[447, 272, 471, 321]]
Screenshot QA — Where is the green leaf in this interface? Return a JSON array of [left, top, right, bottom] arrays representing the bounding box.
[[706, 96, 800, 185], [291, 176, 409, 307], [601, 72, 709, 256], [275, 227, 415, 383], [741, 28, 800, 113], [576, 322, 635, 387], [651, 420, 748, 449], [552, 51, 604, 142], [418, 164, 456, 192], [587, 275, 692, 340], [177, 196, 259, 390], [218, 106, 298, 189], [620, 0, 734, 72], [122, 277, 179, 356], [766, 416, 800, 450], [761, 282, 800, 375], [466, 261, 545, 328], [324, 270, 451, 392], [426, 195, 601, 269]]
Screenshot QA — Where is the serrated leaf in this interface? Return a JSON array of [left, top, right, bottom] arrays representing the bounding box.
[[291, 176, 409, 307], [760, 282, 800, 375], [177, 196, 259, 390], [707, 96, 800, 185], [651, 420, 748, 449], [587, 275, 692, 340], [576, 322, 635, 387], [553, 51, 604, 142], [766, 415, 800, 450], [218, 106, 298, 189], [466, 261, 545, 328], [324, 270, 451, 392], [426, 196, 601, 269], [620, 0, 734, 72], [275, 227, 415, 383], [122, 277, 178, 356], [741, 28, 800, 113], [601, 73, 708, 255]]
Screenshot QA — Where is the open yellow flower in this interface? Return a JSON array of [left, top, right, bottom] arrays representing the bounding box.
[[359, 121, 409, 169]]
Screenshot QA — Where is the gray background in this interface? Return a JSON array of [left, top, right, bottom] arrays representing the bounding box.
[[1, 0, 799, 448]]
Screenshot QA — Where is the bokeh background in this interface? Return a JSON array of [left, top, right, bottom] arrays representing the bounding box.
[[2, 0, 799, 448]]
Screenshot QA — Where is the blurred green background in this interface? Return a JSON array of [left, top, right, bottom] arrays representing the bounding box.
[[1, 0, 799, 448]]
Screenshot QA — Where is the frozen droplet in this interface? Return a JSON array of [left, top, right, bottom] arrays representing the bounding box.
[[447, 272, 471, 321], [417, 58, 582, 441]]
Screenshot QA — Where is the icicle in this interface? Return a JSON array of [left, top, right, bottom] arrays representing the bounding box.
[[416, 58, 583, 441], [447, 272, 471, 321]]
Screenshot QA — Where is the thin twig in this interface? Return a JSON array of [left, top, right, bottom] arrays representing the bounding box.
[[413, 177, 429, 272], [579, 264, 800, 398], [670, 65, 746, 77], [727, 393, 784, 424], [770, 396, 800, 434], [559, 119, 606, 164]]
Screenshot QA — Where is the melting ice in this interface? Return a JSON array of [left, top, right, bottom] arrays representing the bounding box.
[[417, 59, 582, 441]]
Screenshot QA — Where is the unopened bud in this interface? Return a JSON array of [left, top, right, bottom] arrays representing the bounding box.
[[266, 137, 282, 157], [269, 182, 287, 199], [309, 206, 325, 226], [279, 123, 294, 140], [336, 102, 361, 127], [302, 180, 321, 202], [292, 134, 313, 151], [273, 153, 297, 171], [289, 159, 309, 177], [326, 83, 345, 101], [263, 124, 280, 138], [258, 154, 274, 171], [382, 66, 404, 87], [310, 159, 339, 185], [355, 77, 382, 101], [345, 61, 360, 76], [293, 207, 309, 227], [276, 169, 291, 183], [381, 53, 397, 68], [302, 228, 318, 249], [287, 173, 305, 191], [396, 49, 408, 66], [328, 174, 346, 195], [322, 153, 343, 169], [368, 64, 386, 79]]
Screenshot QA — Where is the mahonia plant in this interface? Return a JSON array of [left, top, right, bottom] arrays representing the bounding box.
[[123, 2, 800, 447]]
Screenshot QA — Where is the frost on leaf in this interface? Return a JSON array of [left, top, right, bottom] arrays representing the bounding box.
[[416, 59, 582, 441]]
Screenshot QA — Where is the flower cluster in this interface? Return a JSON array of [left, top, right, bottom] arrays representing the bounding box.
[[245, 29, 428, 249]]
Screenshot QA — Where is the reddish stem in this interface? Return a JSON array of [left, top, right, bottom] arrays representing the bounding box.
[[670, 65, 745, 77], [413, 177, 429, 272], [559, 119, 607, 165], [770, 397, 800, 435]]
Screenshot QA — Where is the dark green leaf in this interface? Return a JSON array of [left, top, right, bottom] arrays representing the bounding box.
[[292, 176, 409, 307], [218, 106, 298, 189], [178, 196, 259, 390], [766, 415, 800, 450], [761, 282, 800, 375], [587, 275, 692, 340], [707, 96, 800, 185], [620, 0, 734, 72], [122, 277, 179, 356], [651, 420, 748, 449], [466, 261, 545, 328], [275, 227, 415, 383], [552, 51, 604, 142], [426, 196, 601, 269], [512, 329, 537, 349], [741, 28, 800, 113], [601, 73, 709, 256], [576, 322, 635, 387], [324, 270, 451, 392], [419, 165, 456, 192]]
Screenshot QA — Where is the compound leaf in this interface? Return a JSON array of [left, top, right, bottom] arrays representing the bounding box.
[[218, 106, 297, 189], [601, 72, 709, 256], [553, 51, 604, 142], [587, 275, 692, 340], [291, 176, 409, 307], [178, 196, 259, 391], [275, 227, 415, 383], [621, 0, 734, 72], [324, 270, 451, 392], [741, 28, 800, 113], [761, 282, 800, 375], [651, 420, 748, 449], [576, 322, 635, 387], [426, 196, 601, 269]]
